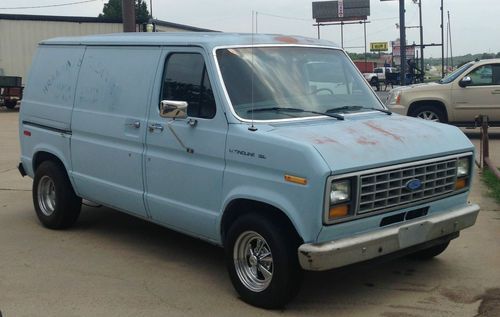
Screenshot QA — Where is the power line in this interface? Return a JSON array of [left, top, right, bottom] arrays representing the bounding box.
[[0, 0, 98, 10], [256, 11, 312, 22], [258, 11, 398, 23], [371, 16, 399, 21]]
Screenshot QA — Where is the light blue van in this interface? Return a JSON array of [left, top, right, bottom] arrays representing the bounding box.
[[18, 32, 480, 308]]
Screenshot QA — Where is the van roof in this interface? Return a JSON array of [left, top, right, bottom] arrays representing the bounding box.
[[40, 32, 338, 50]]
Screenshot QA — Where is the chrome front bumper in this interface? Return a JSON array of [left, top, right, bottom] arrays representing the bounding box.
[[298, 204, 480, 271]]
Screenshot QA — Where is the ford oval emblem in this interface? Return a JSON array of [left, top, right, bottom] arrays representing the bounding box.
[[406, 178, 422, 191]]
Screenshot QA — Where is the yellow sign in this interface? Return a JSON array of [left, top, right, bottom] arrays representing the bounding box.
[[370, 42, 388, 52]]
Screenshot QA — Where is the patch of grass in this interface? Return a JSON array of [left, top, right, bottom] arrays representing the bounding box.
[[482, 168, 500, 204]]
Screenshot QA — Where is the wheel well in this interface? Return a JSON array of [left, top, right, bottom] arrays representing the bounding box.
[[33, 151, 65, 173], [220, 199, 302, 246], [408, 100, 448, 121]]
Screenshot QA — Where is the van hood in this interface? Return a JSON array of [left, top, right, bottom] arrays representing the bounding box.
[[268, 114, 473, 174]]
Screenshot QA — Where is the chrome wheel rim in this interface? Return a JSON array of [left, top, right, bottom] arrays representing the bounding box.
[[417, 111, 440, 122], [37, 176, 56, 216], [233, 231, 273, 292]]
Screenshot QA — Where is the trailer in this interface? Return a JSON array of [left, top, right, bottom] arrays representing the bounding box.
[[0, 76, 23, 109], [353, 60, 377, 73]]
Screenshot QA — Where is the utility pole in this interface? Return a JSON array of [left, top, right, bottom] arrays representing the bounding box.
[[418, 0, 424, 76], [341, 22, 344, 49], [448, 11, 453, 70], [441, 0, 444, 77], [364, 21, 367, 67], [122, 0, 136, 32], [399, 0, 406, 86]]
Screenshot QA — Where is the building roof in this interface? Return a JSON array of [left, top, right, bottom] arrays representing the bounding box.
[[40, 32, 339, 50], [0, 13, 214, 32]]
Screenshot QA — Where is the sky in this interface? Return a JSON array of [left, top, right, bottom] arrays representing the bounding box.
[[1, 0, 499, 58]]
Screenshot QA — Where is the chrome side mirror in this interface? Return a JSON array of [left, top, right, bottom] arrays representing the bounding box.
[[459, 76, 472, 88], [160, 100, 188, 119]]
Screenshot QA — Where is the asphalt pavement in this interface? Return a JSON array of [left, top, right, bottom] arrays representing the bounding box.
[[0, 107, 499, 317]]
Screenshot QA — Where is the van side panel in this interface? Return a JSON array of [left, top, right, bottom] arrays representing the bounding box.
[[20, 45, 85, 131], [70, 46, 161, 218]]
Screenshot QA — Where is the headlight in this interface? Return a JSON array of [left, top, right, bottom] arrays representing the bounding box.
[[330, 180, 351, 204], [457, 157, 470, 178], [326, 179, 354, 223], [387, 90, 401, 105], [455, 157, 471, 190]]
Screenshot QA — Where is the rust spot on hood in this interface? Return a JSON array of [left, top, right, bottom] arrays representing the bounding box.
[[357, 137, 378, 145], [364, 121, 403, 142], [274, 36, 299, 44], [312, 137, 338, 144]]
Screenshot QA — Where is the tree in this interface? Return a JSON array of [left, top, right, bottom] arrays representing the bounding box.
[[99, 0, 150, 23], [481, 52, 494, 60]]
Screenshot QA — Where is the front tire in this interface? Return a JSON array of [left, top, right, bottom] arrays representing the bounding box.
[[409, 104, 447, 123], [225, 213, 303, 309], [33, 161, 81, 229]]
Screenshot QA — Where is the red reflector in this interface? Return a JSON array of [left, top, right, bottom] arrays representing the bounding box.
[[23, 130, 31, 136]]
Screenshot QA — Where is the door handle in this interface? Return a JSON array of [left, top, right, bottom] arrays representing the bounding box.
[[125, 120, 141, 129], [148, 123, 164, 132], [492, 90, 500, 95]]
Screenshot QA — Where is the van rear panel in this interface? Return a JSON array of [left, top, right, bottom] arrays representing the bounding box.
[[21, 45, 85, 131]]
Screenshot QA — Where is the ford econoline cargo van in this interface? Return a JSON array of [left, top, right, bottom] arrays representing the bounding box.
[[18, 33, 480, 308]]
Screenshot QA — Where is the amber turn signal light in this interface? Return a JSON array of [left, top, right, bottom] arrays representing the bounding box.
[[455, 178, 466, 190], [284, 174, 307, 185], [329, 204, 349, 219]]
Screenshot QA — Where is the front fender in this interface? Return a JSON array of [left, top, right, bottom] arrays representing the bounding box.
[[218, 183, 324, 245]]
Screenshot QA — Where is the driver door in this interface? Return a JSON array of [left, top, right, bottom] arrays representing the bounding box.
[[144, 47, 228, 241], [452, 63, 500, 123]]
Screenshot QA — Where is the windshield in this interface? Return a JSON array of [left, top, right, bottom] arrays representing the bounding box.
[[216, 47, 384, 120], [439, 62, 474, 84]]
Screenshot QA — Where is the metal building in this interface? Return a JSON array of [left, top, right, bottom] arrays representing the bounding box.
[[0, 14, 213, 81]]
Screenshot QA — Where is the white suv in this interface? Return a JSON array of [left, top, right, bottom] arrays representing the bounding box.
[[386, 59, 500, 126]]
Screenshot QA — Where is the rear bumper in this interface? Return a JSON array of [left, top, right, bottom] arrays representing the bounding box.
[[18, 162, 26, 177], [298, 203, 480, 271]]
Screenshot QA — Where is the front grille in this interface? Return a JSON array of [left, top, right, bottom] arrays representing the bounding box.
[[358, 158, 458, 214]]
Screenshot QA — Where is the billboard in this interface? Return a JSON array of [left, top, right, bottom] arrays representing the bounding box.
[[370, 42, 388, 52], [312, 0, 370, 22], [392, 45, 415, 57]]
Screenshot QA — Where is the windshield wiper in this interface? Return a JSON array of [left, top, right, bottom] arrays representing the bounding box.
[[248, 107, 344, 120], [326, 105, 392, 115]]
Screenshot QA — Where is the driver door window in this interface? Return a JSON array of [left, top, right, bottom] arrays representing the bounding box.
[[161, 53, 216, 119], [468, 65, 493, 86]]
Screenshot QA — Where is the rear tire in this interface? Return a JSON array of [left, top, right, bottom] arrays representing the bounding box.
[[33, 161, 81, 229], [4, 100, 16, 109], [370, 77, 380, 91], [225, 213, 303, 309], [407, 241, 450, 260]]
